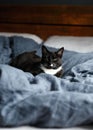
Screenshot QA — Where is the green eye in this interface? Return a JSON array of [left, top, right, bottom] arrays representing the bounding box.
[[53, 59, 57, 62]]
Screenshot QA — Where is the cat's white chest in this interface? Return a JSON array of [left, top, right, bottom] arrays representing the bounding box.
[[40, 64, 62, 75]]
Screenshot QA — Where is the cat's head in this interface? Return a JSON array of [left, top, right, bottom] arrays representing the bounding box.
[[41, 45, 64, 69]]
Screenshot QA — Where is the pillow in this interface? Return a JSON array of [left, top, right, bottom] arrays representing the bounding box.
[[10, 36, 42, 57], [0, 36, 11, 64], [44, 36, 93, 53], [0, 32, 43, 44]]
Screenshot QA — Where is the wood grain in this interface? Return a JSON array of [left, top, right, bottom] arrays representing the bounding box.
[[0, 5, 93, 39], [0, 23, 93, 39]]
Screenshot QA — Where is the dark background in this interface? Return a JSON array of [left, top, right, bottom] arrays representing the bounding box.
[[0, 0, 93, 5]]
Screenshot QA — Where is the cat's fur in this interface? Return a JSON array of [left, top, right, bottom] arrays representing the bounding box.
[[10, 45, 64, 77], [40, 45, 64, 77], [10, 51, 42, 76]]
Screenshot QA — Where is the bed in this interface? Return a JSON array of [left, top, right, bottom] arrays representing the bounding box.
[[0, 5, 93, 130]]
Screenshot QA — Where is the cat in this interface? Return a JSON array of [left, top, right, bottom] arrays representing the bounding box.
[[10, 45, 64, 77], [40, 45, 64, 77]]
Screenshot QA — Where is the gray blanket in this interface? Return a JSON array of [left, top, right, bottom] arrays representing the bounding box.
[[1, 58, 93, 128], [0, 35, 93, 128]]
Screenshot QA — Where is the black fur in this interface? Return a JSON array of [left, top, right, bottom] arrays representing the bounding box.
[[10, 45, 64, 77]]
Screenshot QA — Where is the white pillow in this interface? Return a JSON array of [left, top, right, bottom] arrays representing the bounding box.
[[0, 32, 43, 44], [44, 36, 93, 53]]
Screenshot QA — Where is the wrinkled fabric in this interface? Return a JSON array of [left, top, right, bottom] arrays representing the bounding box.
[[1, 36, 93, 128], [0, 36, 11, 64], [0, 58, 93, 128]]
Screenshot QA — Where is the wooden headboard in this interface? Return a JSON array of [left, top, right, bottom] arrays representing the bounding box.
[[0, 5, 93, 39]]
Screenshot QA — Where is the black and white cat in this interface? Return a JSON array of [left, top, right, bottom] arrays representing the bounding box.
[[40, 45, 64, 77], [10, 45, 64, 77]]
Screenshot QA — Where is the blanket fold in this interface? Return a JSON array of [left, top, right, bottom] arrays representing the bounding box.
[[1, 58, 93, 128]]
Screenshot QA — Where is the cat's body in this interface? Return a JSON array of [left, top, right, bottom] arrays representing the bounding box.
[[10, 51, 42, 76], [10, 46, 64, 77]]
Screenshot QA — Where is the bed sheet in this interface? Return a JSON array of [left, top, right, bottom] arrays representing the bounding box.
[[0, 126, 93, 130]]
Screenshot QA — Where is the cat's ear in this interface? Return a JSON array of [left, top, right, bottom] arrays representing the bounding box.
[[57, 47, 64, 58], [42, 45, 49, 55]]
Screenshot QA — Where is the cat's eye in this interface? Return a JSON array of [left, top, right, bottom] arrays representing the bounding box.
[[53, 59, 57, 62]]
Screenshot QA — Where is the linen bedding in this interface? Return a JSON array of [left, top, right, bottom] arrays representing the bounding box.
[[0, 36, 93, 128]]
